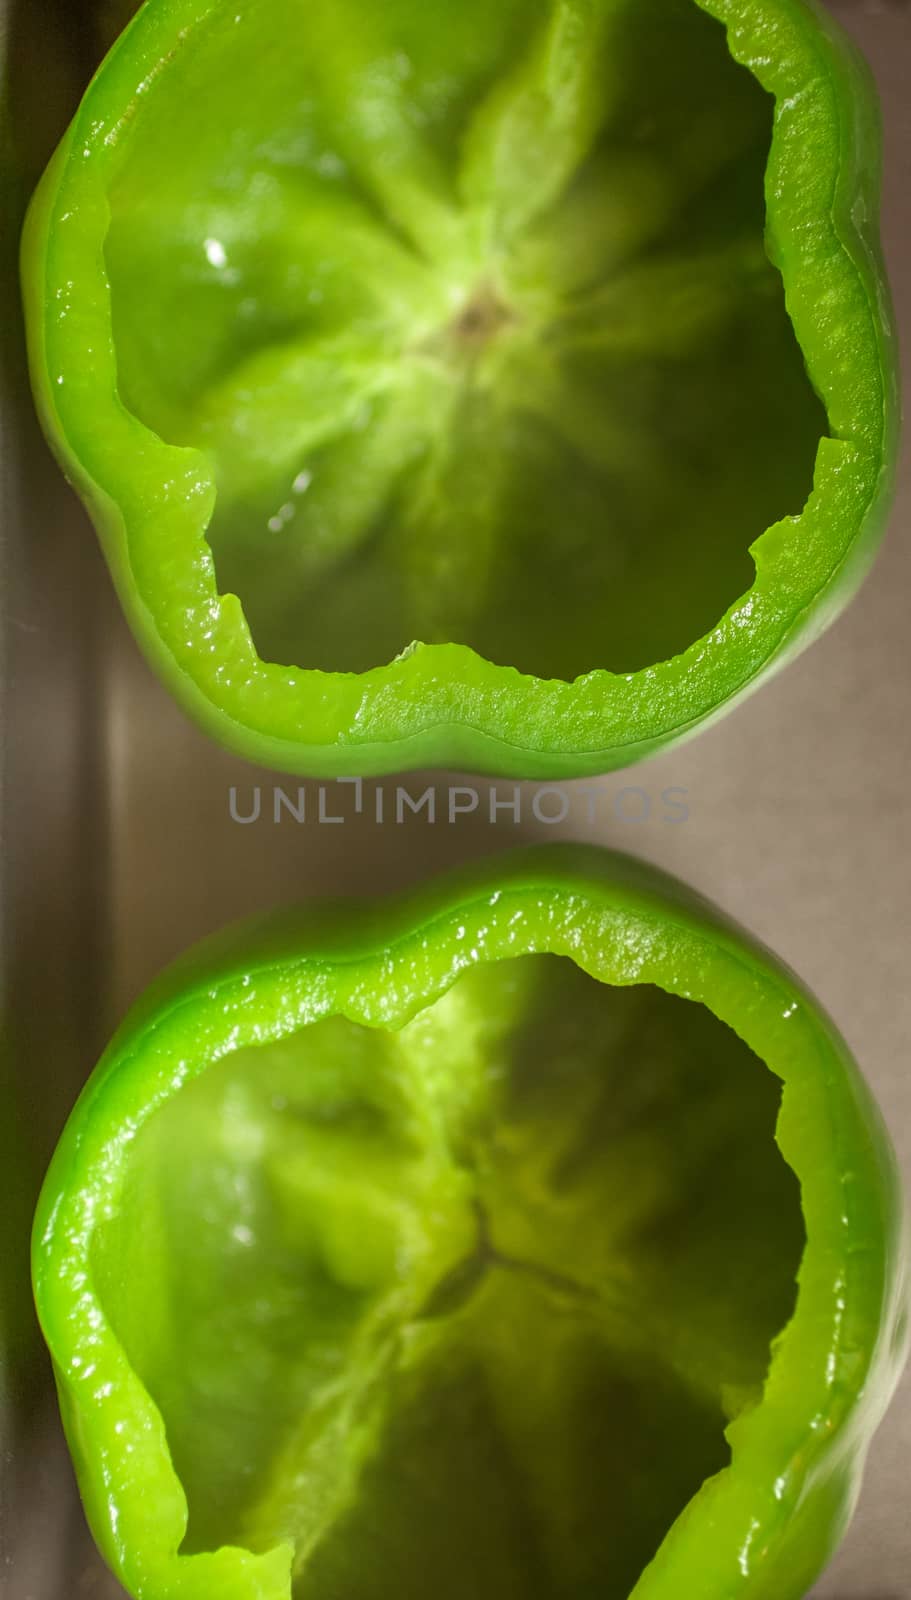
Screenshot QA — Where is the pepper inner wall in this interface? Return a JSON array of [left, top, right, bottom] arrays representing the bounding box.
[[92, 959, 805, 1596], [102, 0, 828, 681]]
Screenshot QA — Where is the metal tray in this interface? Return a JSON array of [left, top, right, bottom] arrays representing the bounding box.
[[1, 2, 908, 1594]]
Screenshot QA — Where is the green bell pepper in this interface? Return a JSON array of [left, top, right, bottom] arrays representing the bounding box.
[[21, 0, 897, 777], [33, 846, 908, 1600]]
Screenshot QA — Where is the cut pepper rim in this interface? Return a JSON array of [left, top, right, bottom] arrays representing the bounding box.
[[34, 846, 909, 1600], [21, 0, 898, 777]]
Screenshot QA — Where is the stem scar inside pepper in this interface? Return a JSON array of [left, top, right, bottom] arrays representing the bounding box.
[[102, 0, 828, 681], [89, 955, 805, 1597]]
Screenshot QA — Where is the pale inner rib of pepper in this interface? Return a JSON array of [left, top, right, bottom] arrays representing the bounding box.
[[91, 957, 804, 1599], [103, 0, 827, 680]]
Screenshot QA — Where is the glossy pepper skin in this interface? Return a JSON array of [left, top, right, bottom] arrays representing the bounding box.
[[34, 846, 908, 1600], [21, 0, 897, 779]]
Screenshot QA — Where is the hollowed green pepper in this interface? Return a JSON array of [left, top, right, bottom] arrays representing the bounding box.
[[34, 847, 908, 1600], [21, 0, 897, 777]]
